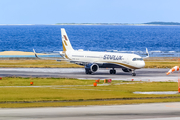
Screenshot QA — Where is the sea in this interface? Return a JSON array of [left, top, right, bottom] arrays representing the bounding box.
[[0, 25, 180, 57]]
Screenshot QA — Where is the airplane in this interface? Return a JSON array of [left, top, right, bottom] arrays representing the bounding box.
[[34, 28, 149, 76]]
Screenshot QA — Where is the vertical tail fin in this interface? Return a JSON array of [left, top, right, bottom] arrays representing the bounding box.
[[142, 48, 149, 59], [61, 28, 74, 51]]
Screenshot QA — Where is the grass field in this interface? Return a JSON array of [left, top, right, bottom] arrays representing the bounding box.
[[0, 59, 83, 68], [0, 77, 180, 108], [145, 61, 180, 68], [0, 57, 179, 68]]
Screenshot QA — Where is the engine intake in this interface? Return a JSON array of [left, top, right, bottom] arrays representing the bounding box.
[[85, 63, 99, 74]]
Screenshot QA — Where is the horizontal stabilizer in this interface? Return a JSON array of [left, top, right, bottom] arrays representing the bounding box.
[[33, 49, 69, 61]]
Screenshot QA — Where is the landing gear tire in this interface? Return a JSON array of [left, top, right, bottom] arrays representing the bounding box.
[[132, 69, 136, 76], [132, 73, 136, 76], [110, 70, 113, 74], [114, 70, 116, 74], [110, 69, 116, 74]]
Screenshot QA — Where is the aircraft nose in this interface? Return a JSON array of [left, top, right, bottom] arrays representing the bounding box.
[[139, 61, 145, 68]]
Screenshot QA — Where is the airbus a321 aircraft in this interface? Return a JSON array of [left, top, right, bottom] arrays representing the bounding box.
[[34, 28, 149, 76]]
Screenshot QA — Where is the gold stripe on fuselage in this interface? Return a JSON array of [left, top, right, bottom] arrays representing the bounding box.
[[65, 53, 70, 60], [103, 61, 139, 69]]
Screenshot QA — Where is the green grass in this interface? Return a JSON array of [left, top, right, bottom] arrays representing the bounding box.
[[2, 98, 180, 108], [144, 57, 180, 68], [0, 60, 83, 68], [0, 77, 179, 108], [145, 61, 180, 68]]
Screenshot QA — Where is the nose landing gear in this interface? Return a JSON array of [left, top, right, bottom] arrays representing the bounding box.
[[110, 68, 116, 74], [132, 69, 136, 76]]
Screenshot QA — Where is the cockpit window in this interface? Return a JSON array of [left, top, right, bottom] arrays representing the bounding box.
[[132, 58, 143, 61]]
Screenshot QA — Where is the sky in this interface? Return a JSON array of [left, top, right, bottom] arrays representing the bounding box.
[[0, 0, 180, 24]]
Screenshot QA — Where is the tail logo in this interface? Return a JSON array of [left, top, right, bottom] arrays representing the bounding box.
[[63, 35, 68, 41]]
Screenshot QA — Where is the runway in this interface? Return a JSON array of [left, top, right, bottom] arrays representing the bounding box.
[[0, 68, 178, 81], [0, 102, 180, 120]]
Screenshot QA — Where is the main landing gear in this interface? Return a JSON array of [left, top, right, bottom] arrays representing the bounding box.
[[110, 68, 116, 74], [132, 69, 136, 76], [85, 69, 92, 74]]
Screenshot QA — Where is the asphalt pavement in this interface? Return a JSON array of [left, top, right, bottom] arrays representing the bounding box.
[[0, 68, 178, 81], [0, 102, 180, 120]]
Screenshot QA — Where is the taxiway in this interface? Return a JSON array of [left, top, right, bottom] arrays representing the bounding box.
[[0, 68, 178, 81], [0, 102, 180, 120]]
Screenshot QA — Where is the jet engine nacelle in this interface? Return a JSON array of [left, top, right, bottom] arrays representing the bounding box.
[[85, 63, 99, 74], [122, 68, 132, 72]]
